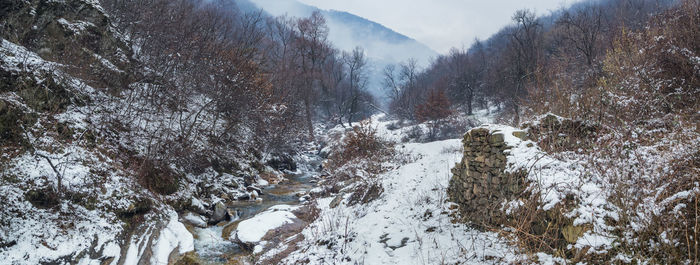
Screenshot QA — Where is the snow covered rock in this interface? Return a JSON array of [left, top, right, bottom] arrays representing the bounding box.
[[150, 212, 195, 265], [182, 212, 208, 228], [211, 201, 228, 224], [233, 205, 300, 250]]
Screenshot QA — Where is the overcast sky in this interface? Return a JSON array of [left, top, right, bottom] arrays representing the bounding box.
[[296, 0, 583, 53]]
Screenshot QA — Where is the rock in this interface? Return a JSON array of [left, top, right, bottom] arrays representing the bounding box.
[[246, 185, 263, 195], [227, 208, 239, 220], [100, 257, 115, 265], [488, 133, 505, 144], [329, 195, 343, 208], [470, 128, 489, 137], [542, 114, 561, 127], [189, 198, 207, 215], [211, 202, 227, 223], [562, 225, 587, 243], [266, 153, 297, 171], [512, 130, 527, 141], [182, 212, 208, 228], [222, 221, 238, 240], [447, 126, 529, 227]]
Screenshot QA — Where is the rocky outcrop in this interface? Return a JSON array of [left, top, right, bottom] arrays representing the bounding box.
[[1, 0, 133, 89], [447, 127, 528, 226]]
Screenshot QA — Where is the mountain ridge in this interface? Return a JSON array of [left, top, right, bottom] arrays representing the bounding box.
[[240, 0, 438, 100]]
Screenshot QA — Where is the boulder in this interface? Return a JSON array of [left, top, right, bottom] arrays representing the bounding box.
[[512, 130, 527, 141], [182, 212, 207, 228], [329, 195, 343, 208], [266, 154, 297, 171], [488, 133, 505, 144], [211, 202, 227, 224]]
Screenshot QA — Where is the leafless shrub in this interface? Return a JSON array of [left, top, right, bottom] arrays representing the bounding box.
[[132, 156, 180, 195], [346, 179, 384, 206], [326, 120, 395, 172]]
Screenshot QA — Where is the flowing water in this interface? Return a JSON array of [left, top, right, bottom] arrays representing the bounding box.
[[192, 171, 318, 264]]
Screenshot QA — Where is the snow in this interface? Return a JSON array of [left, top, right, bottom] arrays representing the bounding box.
[[575, 231, 613, 251], [57, 18, 95, 33], [277, 112, 650, 263], [190, 198, 207, 213], [183, 212, 207, 227], [123, 227, 154, 265], [150, 211, 194, 265], [282, 115, 519, 264], [235, 206, 299, 244], [192, 224, 238, 262], [0, 193, 124, 264], [0, 39, 59, 72]]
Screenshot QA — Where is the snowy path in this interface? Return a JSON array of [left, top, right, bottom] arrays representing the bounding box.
[[284, 137, 518, 264]]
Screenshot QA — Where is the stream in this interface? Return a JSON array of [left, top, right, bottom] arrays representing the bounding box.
[[191, 168, 319, 264]]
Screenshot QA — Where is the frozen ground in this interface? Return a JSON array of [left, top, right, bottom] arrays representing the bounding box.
[[281, 115, 523, 264]]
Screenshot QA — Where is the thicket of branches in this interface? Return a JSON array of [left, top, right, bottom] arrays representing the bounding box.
[[393, 0, 698, 262], [95, 0, 380, 173], [387, 0, 679, 124]]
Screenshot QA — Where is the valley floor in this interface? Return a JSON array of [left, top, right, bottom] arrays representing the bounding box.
[[282, 138, 518, 264], [267, 114, 525, 264]]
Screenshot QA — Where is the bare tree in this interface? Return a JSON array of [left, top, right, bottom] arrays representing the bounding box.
[[447, 43, 486, 115], [341, 47, 368, 126], [294, 11, 333, 140], [385, 59, 421, 119], [507, 9, 542, 124], [557, 3, 605, 66]]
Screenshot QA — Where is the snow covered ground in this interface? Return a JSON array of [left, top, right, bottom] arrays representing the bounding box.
[[273, 111, 634, 264], [281, 115, 523, 264], [0, 30, 238, 265]]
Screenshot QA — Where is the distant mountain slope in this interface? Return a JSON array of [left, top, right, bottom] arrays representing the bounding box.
[[238, 0, 438, 101], [322, 9, 437, 63], [324, 9, 411, 44]]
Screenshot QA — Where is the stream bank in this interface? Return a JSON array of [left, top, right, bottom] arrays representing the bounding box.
[[189, 155, 322, 264]]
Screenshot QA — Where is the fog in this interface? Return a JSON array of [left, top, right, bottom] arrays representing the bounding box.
[[248, 0, 438, 103]]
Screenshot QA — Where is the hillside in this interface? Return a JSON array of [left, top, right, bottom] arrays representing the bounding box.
[[0, 0, 698, 264], [0, 0, 305, 263], [240, 0, 438, 99]]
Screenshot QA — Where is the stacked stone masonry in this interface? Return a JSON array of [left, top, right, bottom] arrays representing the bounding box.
[[447, 128, 527, 226]]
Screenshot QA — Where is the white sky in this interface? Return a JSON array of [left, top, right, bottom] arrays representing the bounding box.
[[296, 0, 583, 53]]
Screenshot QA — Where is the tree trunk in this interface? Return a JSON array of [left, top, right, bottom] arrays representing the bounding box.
[[466, 92, 473, 115], [347, 96, 357, 127], [304, 97, 314, 141]]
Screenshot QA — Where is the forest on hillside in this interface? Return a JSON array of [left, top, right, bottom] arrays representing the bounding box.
[[0, 0, 698, 264]]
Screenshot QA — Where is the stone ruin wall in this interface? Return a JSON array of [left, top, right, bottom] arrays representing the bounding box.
[[447, 127, 528, 226]]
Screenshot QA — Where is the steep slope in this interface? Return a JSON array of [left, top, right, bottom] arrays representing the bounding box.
[[0, 0, 280, 263]]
